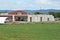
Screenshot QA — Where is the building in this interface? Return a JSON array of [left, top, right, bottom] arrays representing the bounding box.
[[0, 10, 55, 24]]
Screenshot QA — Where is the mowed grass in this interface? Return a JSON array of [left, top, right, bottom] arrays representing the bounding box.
[[0, 23, 60, 40]]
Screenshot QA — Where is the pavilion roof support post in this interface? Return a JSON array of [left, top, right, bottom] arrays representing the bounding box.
[[12, 15, 15, 22]]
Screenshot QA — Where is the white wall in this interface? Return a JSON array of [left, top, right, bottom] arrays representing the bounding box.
[[28, 14, 55, 22], [0, 14, 55, 23], [0, 17, 7, 24], [0, 13, 8, 15]]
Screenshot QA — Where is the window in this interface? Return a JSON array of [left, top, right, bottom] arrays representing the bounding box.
[[47, 18, 49, 21], [30, 17, 32, 22], [17, 12, 22, 15], [16, 13, 17, 14], [16, 12, 22, 15], [40, 17, 42, 22]]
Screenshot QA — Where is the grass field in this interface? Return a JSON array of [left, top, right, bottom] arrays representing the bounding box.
[[0, 23, 60, 40]]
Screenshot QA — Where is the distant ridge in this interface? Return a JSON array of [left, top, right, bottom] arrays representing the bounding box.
[[0, 10, 13, 13], [24, 9, 60, 13], [0, 9, 60, 14]]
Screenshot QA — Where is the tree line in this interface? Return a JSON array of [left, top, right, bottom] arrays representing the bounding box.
[[34, 12, 60, 18], [48, 12, 60, 18]]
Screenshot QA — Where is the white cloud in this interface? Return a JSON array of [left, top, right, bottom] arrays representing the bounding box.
[[34, 0, 60, 9], [16, 2, 22, 5], [35, 0, 60, 5], [35, 0, 49, 4], [0, 0, 60, 10]]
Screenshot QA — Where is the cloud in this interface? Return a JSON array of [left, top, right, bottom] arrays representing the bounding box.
[[34, 0, 54, 5], [0, 0, 60, 10], [35, 0, 60, 5], [34, 0, 60, 9]]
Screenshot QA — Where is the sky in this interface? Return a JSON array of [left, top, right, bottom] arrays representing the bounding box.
[[0, 0, 60, 10]]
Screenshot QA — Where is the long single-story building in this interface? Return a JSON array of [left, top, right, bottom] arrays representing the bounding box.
[[0, 10, 55, 24]]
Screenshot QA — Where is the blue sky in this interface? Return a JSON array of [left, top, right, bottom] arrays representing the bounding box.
[[0, 0, 60, 10]]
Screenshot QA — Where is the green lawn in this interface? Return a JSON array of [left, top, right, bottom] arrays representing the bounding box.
[[0, 23, 60, 40]]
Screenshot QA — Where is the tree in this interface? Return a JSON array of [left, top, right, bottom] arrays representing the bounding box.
[[48, 12, 60, 18], [48, 12, 56, 18], [56, 12, 60, 18], [34, 12, 42, 14]]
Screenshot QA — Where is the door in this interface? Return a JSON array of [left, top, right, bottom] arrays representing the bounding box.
[[40, 17, 42, 22], [30, 17, 32, 22], [47, 18, 49, 21]]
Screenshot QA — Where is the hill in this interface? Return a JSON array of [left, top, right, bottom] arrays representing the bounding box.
[[0, 9, 60, 14]]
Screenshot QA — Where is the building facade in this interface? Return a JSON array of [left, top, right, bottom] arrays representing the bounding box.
[[0, 10, 55, 24], [28, 15, 54, 22]]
